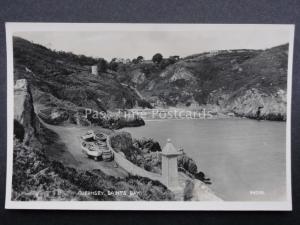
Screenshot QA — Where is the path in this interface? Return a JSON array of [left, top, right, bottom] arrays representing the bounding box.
[[36, 106, 221, 200], [38, 118, 128, 178]]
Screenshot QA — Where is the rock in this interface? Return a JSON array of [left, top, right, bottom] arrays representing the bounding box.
[[14, 79, 38, 144], [131, 69, 146, 84], [184, 179, 222, 201], [229, 88, 287, 120], [109, 132, 133, 153], [178, 154, 198, 175], [170, 67, 195, 82], [133, 138, 162, 152]]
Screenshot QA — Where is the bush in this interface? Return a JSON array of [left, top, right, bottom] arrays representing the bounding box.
[[138, 99, 153, 109], [97, 58, 108, 73], [133, 138, 162, 152], [152, 53, 163, 64], [109, 132, 133, 153], [177, 153, 198, 175]]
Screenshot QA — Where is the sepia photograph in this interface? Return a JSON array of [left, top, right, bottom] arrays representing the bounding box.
[[5, 23, 294, 210]]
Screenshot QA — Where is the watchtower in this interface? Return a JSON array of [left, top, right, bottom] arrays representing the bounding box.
[[161, 139, 182, 189]]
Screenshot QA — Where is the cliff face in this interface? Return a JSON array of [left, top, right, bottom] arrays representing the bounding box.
[[13, 79, 83, 200], [116, 45, 288, 120], [14, 79, 38, 144], [228, 88, 287, 120]]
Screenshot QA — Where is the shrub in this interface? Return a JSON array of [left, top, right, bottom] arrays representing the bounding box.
[[109, 132, 133, 153], [152, 53, 163, 64]]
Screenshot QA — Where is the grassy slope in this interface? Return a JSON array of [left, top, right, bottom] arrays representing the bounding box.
[[13, 37, 141, 111]]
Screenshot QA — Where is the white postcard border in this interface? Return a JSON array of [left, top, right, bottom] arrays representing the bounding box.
[[5, 23, 294, 211]]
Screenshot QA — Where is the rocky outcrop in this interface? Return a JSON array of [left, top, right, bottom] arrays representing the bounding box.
[[14, 79, 38, 144], [184, 179, 222, 201], [131, 69, 146, 85], [178, 153, 198, 175], [228, 88, 287, 120], [169, 67, 195, 82], [133, 138, 162, 152], [109, 131, 133, 154], [38, 107, 69, 125], [206, 87, 287, 120]]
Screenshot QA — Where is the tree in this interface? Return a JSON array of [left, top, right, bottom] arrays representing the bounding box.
[[159, 58, 170, 69], [108, 58, 119, 71], [152, 53, 163, 64], [136, 56, 144, 63], [132, 56, 144, 64], [97, 58, 108, 73]]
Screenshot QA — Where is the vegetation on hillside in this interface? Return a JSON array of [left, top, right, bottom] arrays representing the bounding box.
[[114, 46, 289, 120], [12, 124, 174, 201], [14, 36, 288, 120], [13, 37, 148, 112]]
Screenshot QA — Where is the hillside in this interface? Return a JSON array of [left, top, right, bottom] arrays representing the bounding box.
[[13, 37, 145, 111], [115, 45, 288, 120], [13, 37, 289, 120]]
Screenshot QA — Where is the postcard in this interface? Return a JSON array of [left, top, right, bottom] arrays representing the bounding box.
[[5, 23, 294, 210]]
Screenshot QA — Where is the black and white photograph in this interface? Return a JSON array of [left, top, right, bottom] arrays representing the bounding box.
[[5, 23, 294, 210]]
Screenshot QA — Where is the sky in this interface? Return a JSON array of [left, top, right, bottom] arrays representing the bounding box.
[[14, 27, 291, 61]]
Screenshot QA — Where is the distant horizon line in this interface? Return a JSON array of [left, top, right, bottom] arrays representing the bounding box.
[[13, 36, 289, 61]]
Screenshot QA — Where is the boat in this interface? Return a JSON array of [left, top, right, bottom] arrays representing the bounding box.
[[81, 141, 102, 161], [81, 131, 113, 161], [81, 130, 96, 141], [95, 132, 107, 141], [102, 149, 114, 161]]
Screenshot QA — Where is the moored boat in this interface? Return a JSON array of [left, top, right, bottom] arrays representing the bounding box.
[[81, 130, 113, 161]]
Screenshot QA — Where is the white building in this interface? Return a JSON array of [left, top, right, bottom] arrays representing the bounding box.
[[91, 65, 98, 75]]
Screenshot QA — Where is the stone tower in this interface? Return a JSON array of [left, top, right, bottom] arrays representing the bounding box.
[[91, 65, 98, 75], [161, 139, 182, 189]]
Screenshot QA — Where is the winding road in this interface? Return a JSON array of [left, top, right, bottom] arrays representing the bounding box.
[[38, 118, 128, 178]]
